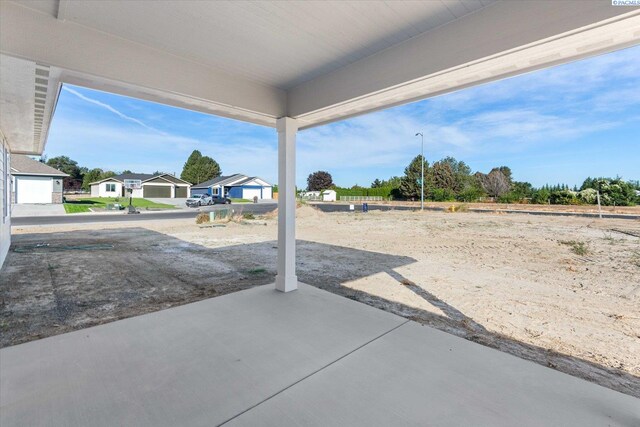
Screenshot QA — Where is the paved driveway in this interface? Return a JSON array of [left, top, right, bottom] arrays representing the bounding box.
[[146, 198, 188, 208], [11, 204, 66, 218]]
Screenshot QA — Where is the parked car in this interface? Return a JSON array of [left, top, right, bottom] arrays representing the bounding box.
[[186, 194, 212, 207], [212, 196, 232, 205]]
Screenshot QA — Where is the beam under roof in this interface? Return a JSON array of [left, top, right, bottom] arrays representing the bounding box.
[[0, 1, 287, 130], [1, 1, 639, 153], [289, 1, 640, 128]]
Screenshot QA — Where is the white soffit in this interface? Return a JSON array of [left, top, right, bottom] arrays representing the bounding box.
[[290, 2, 640, 129], [0, 54, 60, 154], [1, 0, 639, 146], [24, 0, 496, 90]]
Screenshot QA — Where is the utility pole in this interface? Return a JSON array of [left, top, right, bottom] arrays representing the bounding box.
[[415, 132, 424, 211]]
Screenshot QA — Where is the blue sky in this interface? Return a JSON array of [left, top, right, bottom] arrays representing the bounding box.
[[45, 45, 640, 188]]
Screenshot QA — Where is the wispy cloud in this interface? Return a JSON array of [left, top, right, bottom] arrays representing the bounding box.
[[62, 86, 168, 135]]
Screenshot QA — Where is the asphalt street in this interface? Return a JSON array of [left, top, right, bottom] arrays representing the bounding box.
[[11, 202, 639, 226]]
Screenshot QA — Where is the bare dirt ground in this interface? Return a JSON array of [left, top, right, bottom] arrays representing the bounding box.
[[1, 206, 639, 397]]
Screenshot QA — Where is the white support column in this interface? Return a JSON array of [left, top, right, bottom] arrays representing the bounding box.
[[275, 117, 298, 292]]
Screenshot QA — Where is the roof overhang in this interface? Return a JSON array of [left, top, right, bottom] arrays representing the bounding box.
[[1, 1, 639, 152], [0, 54, 61, 154], [12, 172, 68, 177], [88, 177, 122, 185]]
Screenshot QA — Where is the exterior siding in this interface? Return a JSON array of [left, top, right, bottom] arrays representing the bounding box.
[[228, 187, 243, 198], [1, 135, 10, 268], [96, 181, 123, 198]]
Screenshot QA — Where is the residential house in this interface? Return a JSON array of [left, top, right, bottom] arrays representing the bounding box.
[[10, 154, 68, 204], [90, 173, 191, 198], [190, 174, 272, 200]]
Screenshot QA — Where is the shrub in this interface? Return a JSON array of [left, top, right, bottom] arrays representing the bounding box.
[[195, 212, 210, 224], [431, 188, 456, 202], [549, 190, 580, 205], [531, 188, 551, 204], [559, 240, 589, 256], [578, 188, 597, 204], [497, 192, 521, 203], [456, 186, 484, 202]]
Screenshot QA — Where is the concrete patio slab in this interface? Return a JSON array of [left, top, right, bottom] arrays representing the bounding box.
[[228, 321, 639, 426], [0, 283, 404, 427], [1, 284, 637, 427]]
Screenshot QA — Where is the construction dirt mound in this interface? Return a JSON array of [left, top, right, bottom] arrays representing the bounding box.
[[262, 203, 326, 220]]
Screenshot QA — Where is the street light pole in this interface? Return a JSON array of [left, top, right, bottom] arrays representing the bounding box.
[[415, 132, 424, 211]]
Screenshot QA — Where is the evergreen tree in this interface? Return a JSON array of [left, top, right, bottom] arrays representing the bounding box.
[[180, 150, 221, 184], [432, 161, 455, 191], [399, 155, 428, 200]]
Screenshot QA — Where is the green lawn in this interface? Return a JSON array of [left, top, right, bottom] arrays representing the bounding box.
[[230, 198, 252, 203], [64, 197, 175, 214]]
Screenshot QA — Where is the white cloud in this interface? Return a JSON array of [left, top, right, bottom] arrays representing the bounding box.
[[62, 86, 168, 135]]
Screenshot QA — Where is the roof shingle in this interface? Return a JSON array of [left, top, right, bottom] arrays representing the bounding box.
[[10, 155, 69, 177]]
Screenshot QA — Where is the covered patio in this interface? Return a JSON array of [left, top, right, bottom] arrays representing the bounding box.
[[1, 1, 639, 425], [2, 284, 638, 426]]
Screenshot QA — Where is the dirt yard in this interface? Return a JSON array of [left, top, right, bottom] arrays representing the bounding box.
[[1, 206, 639, 397]]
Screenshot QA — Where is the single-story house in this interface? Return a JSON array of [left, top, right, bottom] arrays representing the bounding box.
[[10, 155, 68, 204], [90, 173, 191, 198], [191, 174, 272, 200]]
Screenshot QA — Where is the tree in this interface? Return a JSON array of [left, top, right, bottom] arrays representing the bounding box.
[[307, 171, 333, 191], [180, 150, 221, 184], [431, 161, 455, 191], [491, 166, 512, 184], [439, 156, 471, 192], [82, 168, 104, 191], [121, 169, 133, 174], [81, 169, 115, 191], [479, 169, 510, 198], [47, 156, 82, 179], [371, 178, 383, 188], [399, 155, 428, 200]]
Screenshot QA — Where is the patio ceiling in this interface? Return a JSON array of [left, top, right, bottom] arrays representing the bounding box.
[[1, 0, 639, 153]]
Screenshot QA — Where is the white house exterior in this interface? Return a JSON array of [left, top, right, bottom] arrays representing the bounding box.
[[90, 178, 123, 198], [191, 174, 273, 200], [90, 173, 191, 198], [10, 154, 68, 204], [322, 189, 337, 202]]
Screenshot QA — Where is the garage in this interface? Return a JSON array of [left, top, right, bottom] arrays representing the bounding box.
[[175, 186, 188, 198], [242, 188, 261, 200], [143, 185, 171, 198], [16, 176, 53, 204]]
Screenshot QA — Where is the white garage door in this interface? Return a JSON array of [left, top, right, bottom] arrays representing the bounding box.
[[242, 188, 262, 200], [16, 176, 52, 204]]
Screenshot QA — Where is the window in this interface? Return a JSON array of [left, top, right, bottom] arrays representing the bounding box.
[[106, 183, 116, 192], [212, 188, 219, 195]]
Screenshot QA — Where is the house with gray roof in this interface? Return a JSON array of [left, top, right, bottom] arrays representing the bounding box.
[[191, 173, 272, 200], [89, 173, 191, 199], [10, 155, 68, 204]]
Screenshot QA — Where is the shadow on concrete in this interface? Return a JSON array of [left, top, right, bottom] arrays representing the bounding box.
[[1, 226, 637, 397]]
